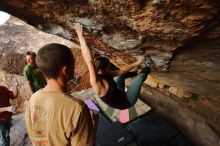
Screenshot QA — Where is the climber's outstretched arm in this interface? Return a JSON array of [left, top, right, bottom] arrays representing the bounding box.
[[74, 23, 107, 96], [106, 57, 144, 77]]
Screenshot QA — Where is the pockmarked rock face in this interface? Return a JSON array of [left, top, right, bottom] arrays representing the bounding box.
[[0, 0, 219, 70]]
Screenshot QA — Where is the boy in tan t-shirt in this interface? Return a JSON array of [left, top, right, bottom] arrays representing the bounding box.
[[25, 43, 98, 146]]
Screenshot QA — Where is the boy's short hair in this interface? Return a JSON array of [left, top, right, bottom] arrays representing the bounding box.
[[26, 51, 36, 58], [36, 43, 75, 78]]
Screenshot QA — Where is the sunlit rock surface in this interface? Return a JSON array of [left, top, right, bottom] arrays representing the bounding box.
[[1, 0, 219, 70]]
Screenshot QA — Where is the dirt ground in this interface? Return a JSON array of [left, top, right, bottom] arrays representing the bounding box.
[[10, 113, 31, 146]]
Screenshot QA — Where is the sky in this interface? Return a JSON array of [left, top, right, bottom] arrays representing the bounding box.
[[0, 11, 10, 24]]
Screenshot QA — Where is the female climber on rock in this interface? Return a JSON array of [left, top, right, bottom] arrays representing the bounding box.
[[74, 23, 151, 109]]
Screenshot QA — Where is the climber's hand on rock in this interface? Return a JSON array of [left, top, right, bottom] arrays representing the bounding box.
[[136, 56, 145, 65], [74, 23, 84, 36]]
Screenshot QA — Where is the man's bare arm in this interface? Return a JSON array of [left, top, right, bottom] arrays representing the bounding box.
[[0, 107, 7, 113], [0, 106, 14, 113]]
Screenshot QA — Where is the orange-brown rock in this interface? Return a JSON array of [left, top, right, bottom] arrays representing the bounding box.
[[0, 0, 220, 146]]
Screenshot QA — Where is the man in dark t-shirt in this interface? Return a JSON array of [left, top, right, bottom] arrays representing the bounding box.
[[0, 84, 18, 146]]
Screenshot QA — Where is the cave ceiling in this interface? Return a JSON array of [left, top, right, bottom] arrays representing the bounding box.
[[0, 0, 219, 99]]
